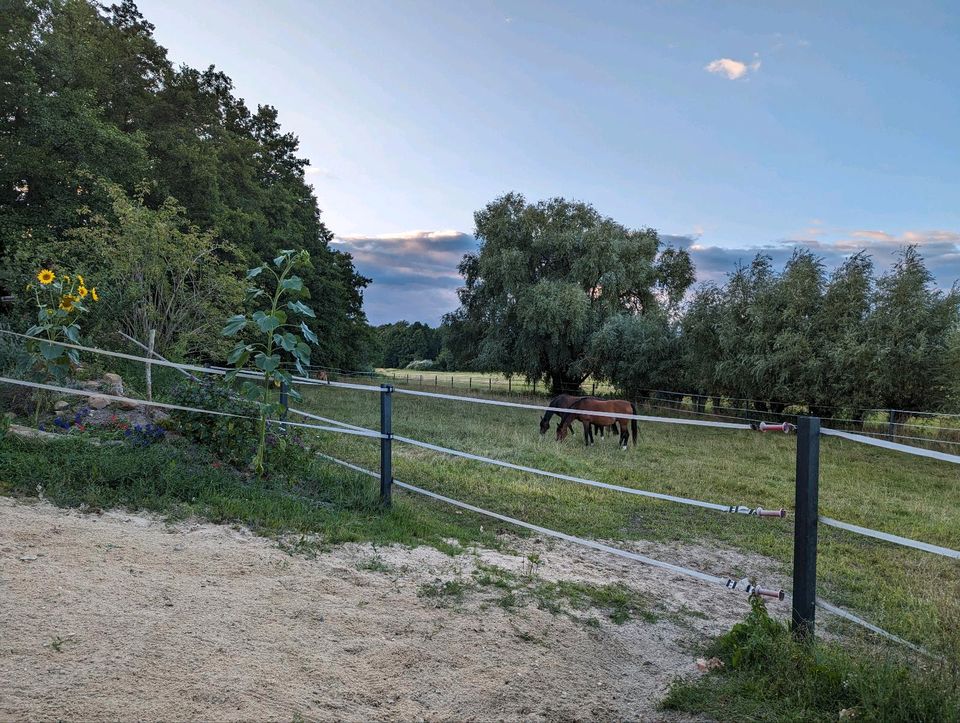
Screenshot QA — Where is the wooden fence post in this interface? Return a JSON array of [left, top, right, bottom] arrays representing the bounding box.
[[792, 415, 820, 640], [380, 384, 393, 507], [145, 328, 156, 402], [279, 380, 289, 421]]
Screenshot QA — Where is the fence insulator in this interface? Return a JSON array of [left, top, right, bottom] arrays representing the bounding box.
[[752, 421, 797, 433], [752, 586, 786, 601], [755, 507, 787, 518]]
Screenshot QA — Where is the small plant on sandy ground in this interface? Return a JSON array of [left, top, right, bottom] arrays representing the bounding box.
[[24, 268, 100, 422], [221, 249, 317, 476]]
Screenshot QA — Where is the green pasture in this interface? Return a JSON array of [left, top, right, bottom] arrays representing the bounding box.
[[295, 382, 960, 660]]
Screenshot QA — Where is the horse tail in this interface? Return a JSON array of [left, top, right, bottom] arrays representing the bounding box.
[[630, 401, 638, 445]]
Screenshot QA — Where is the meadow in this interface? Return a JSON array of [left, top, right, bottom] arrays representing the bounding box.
[[295, 380, 960, 662]]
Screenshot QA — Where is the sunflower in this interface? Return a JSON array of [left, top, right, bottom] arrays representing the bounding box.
[[91, 287, 99, 302], [37, 269, 55, 285], [77, 285, 88, 298], [77, 274, 85, 286], [59, 294, 77, 312]]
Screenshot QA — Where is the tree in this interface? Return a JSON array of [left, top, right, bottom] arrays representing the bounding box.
[[867, 246, 960, 414], [0, 0, 374, 369], [14, 180, 246, 359], [446, 193, 694, 392]]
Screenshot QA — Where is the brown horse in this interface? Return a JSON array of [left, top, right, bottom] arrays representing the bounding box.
[[556, 398, 638, 449], [539, 394, 604, 436]]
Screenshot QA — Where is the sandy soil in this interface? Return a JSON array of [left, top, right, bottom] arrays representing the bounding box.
[[0, 496, 788, 721]]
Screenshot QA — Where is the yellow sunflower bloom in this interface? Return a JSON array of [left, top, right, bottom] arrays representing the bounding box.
[[62, 275, 70, 284], [59, 294, 76, 312], [91, 287, 99, 302], [77, 285, 88, 298], [77, 274, 85, 285], [37, 269, 55, 285]]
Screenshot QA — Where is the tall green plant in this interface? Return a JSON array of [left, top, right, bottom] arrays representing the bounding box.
[[221, 249, 317, 476]]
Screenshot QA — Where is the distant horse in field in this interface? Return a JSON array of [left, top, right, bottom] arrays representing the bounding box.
[[556, 398, 638, 449], [540, 394, 599, 436]]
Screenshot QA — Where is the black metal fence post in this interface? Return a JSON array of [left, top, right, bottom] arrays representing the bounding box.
[[380, 384, 394, 507], [792, 415, 820, 640], [279, 380, 289, 421]]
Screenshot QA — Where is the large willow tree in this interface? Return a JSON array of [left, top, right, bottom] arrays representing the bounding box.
[[445, 193, 694, 392]]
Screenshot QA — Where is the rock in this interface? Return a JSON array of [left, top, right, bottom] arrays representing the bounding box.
[[103, 373, 124, 394], [88, 395, 111, 410], [54, 400, 70, 411], [118, 399, 139, 411]]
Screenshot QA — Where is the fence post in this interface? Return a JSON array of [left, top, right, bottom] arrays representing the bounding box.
[[488, 378, 492, 391], [469, 377, 472, 389], [145, 328, 156, 403], [380, 384, 393, 507], [279, 380, 289, 421], [508, 377, 512, 393], [792, 415, 820, 640]]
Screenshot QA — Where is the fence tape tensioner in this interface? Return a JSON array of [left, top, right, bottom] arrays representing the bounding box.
[[726, 577, 785, 601]]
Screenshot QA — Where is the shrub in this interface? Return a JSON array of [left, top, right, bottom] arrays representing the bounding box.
[[405, 358, 434, 370], [169, 379, 259, 468]]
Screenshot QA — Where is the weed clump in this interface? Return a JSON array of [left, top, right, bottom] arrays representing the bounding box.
[[662, 596, 960, 722]]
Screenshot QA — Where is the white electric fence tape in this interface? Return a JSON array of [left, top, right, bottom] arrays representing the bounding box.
[[0, 377, 383, 439], [391, 434, 779, 517], [819, 517, 960, 559], [312, 454, 757, 591], [314, 451, 937, 658], [821, 427, 960, 465]]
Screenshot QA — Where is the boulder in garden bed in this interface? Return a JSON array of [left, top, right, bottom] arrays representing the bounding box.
[[88, 396, 111, 410], [54, 400, 70, 411], [102, 373, 124, 395]]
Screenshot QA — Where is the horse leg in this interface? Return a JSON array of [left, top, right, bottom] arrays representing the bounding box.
[[583, 420, 593, 446], [620, 422, 629, 450]]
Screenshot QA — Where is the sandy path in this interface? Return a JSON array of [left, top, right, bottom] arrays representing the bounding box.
[[0, 496, 787, 721]]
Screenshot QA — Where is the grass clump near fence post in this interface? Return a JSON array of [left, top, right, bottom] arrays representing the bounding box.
[[661, 596, 960, 722]]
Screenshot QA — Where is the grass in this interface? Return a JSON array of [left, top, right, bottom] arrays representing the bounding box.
[[662, 597, 960, 722], [294, 383, 960, 660], [376, 367, 618, 396], [0, 433, 499, 552]]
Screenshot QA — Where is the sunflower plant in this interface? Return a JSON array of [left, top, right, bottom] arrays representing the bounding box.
[[222, 249, 317, 476], [26, 268, 100, 380]]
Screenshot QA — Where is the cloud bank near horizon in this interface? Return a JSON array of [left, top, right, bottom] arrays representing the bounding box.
[[336, 229, 960, 325]]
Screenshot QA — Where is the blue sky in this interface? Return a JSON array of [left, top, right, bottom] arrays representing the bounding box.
[[138, 0, 960, 324]]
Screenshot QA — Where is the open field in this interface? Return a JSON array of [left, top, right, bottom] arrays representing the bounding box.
[[374, 368, 618, 396], [296, 382, 960, 659]]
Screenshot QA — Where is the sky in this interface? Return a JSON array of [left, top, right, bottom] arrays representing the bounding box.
[[137, 0, 960, 325]]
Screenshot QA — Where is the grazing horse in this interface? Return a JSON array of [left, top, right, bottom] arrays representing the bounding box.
[[539, 394, 600, 436], [556, 398, 638, 449]]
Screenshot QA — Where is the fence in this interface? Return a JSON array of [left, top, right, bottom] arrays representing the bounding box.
[[2, 328, 958, 657], [298, 364, 960, 451]]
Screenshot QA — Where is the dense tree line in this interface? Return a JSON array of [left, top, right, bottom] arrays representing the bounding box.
[[1, 0, 372, 367], [371, 321, 447, 369], [441, 194, 960, 414]]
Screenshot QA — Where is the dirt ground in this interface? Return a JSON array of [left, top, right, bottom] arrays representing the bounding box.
[[0, 495, 788, 722]]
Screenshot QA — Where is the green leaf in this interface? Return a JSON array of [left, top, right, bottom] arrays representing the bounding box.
[[40, 341, 64, 360], [273, 254, 288, 268], [279, 276, 303, 293], [225, 369, 240, 383], [274, 332, 298, 352], [254, 352, 281, 373], [246, 266, 265, 279], [63, 325, 80, 343], [293, 342, 311, 365], [222, 314, 248, 336], [241, 381, 263, 402], [227, 344, 251, 366], [300, 321, 318, 344], [286, 300, 315, 318], [294, 358, 307, 377], [252, 310, 282, 333], [25, 325, 43, 337]]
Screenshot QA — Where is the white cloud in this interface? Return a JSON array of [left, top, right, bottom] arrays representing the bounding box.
[[705, 54, 761, 80]]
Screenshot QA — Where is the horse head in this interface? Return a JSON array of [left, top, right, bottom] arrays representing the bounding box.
[[539, 412, 553, 435]]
